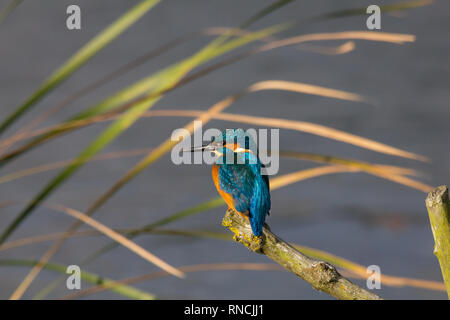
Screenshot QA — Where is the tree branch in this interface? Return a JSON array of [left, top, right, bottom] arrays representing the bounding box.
[[425, 185, 450, 299], [222, 208, 382, 300]]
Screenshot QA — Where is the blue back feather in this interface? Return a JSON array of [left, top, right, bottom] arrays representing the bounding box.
[[217, 148, 271, 236]]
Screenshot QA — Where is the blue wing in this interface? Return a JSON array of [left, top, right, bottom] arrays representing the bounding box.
[[218, 153, 271, 236]]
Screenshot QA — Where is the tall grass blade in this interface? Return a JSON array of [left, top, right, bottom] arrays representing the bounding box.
[[241, 0, 295, 28], [0, 0, 23, 24], [321, 0, 433, 19], [0, 148, 153, 185], [62, 263, 282, 299], [280, 151, 431, 192], [0, 259, 155, 300]]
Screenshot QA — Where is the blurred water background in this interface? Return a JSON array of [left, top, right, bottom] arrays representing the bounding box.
[[0, 0, 449, 299]]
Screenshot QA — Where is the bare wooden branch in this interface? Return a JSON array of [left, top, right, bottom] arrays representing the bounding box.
[[425, 185, 450, 299], [222, 208, 382, 300]]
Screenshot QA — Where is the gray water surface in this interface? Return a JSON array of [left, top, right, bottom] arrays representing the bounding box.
[[0, 0, 449, 299]]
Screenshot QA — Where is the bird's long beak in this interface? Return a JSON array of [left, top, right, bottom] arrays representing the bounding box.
[[183, 144, 216, 152]]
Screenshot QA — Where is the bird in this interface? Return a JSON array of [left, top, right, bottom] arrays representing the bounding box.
[[186, 129, 271, 236]]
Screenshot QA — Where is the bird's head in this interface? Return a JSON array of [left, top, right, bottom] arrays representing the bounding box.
[[186, 129, 258, 163]]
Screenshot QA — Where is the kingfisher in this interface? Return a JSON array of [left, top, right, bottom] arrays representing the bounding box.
[[186, 129, 271, 236]]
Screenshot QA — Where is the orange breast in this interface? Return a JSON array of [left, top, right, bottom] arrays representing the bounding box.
[[212, 163, 238, 212]]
